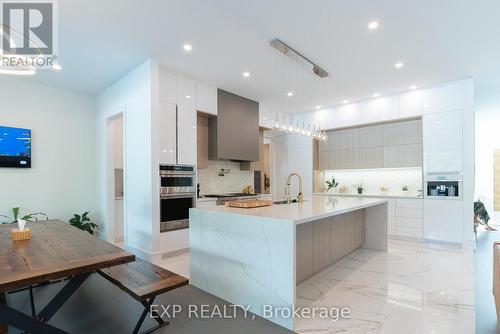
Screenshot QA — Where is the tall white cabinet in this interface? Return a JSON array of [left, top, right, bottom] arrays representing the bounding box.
[[158, 101, 176, 164], [158, 68, 216, 166], [420, 80, 473, 246], [423, 110, 463, 174], [176, 76, 197, 165], [423, 199, 463, 243]]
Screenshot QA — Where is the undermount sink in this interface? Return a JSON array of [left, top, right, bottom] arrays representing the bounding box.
[[273, 199, 302, 205]]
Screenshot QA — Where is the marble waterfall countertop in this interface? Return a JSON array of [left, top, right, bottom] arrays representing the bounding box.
[[195, 195, 387, 225]]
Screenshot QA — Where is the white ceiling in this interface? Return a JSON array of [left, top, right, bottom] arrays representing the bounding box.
[[27, 0, 500, 110]]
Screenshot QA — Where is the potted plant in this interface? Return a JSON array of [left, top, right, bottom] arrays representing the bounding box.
[[325, 177, 339, 193], [69, 211, 98, 235], [402, 185, 409, 194], [353, 182, 364, 195], [0, 207, 48, 224]]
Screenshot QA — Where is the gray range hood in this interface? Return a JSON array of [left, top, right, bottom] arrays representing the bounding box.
[[208, 89, 259, 161]]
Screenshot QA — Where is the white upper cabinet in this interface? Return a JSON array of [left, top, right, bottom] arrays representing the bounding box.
[[337, 103, 360, 128], [324, 108, 342, 130], [423, 109, 462, 173], [378, 95, 400, 121], [158, 101, 176, 164], [359, 99, 379, 124], [399, 90, 423, 118], [176, 75, 197, 165], [422, 82, 462, 115], [259, 105, 277, 128], [196, 82, 217, 115], [159, 69, 177, 104]]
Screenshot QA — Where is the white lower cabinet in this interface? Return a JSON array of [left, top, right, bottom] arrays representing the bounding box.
[[423, 199, 463, 243], [394, 198, 423, 238]]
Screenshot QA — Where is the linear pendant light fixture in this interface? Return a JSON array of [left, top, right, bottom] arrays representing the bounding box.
[[270, 38, 328, 141], [270, 39, 329, 78]]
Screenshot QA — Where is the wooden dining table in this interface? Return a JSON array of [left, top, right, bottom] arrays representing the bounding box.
[[0, 220, 135, 333]]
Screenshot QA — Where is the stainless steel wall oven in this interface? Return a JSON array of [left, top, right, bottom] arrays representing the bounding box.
[[159, 164, 196, 232]]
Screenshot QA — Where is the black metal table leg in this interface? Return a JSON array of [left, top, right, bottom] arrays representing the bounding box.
[[132, 297, 169, 334], [37, 272, 90, 322], [0, 302, 69, 334], [29, 285, 36, 317]]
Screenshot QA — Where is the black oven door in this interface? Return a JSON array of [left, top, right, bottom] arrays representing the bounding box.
[[160, 175, 196, 194], [160, 176, 194, 188], [160, 194, 194, 232]]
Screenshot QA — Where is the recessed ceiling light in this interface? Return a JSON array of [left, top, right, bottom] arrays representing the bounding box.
[[394, 62, 404, 69], [342, 100, 349, 104], [242, 71, 250, 78], [373, 93, 380, 98], [52, 64, 62, 71], [183, 43, 193, 52], [315, 105, 321, 110], [368, 21, 379, 30], [409, 85, 417, 90], [287, 92, 293, 97], [185, 95, 191, 99]]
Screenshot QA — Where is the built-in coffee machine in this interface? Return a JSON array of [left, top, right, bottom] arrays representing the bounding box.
[[424, 173, 462, 199]]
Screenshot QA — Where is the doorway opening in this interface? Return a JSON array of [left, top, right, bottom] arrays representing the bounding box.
[[107, 113, 125, 245]]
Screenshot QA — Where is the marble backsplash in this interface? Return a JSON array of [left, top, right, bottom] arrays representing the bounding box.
[[197, 160, 254, 195], [322, 167, 423, 195]]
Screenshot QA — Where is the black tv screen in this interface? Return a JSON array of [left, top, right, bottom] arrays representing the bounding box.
[[0, 126, 31, 168]]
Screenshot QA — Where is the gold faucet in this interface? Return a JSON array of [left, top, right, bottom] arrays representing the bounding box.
[[285, 172, 304, 204]]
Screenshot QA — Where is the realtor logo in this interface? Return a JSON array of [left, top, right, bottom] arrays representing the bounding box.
[[0, 0, 58, 69]]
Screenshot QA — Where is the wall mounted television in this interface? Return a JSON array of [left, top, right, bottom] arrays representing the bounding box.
[[0, 126, 31, 168]]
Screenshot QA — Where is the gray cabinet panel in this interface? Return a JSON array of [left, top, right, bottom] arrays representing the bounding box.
[[383, 144, 422, 168], [359, 125, 383, 148], [319, 119, 423, 170], [383, 120, 422, 146]]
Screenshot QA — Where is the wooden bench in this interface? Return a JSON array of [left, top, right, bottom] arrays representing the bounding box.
[[98, 258, 189, 334]]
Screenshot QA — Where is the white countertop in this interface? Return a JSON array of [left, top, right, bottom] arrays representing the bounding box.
[[314, 192, 423, 200], [195, 195, 387, 225], [196, 197, 218, 203], [197, 194, 272, 203]]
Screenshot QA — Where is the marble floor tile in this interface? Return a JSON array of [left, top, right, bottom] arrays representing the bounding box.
[[295, 240, 475, 334], [155, 251, 191, 279], [117, 240, 474, 333]]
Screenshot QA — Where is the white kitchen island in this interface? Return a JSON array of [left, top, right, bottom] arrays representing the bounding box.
[[189, 195, 388, 330]]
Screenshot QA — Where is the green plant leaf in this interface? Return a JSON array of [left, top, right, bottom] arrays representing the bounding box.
[[21, 214, 33, 221], [12, 207, 20, 220]]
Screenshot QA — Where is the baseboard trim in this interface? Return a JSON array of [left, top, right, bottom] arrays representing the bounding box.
[[389, 235, 426, 243], [161, 248, 189, 259]]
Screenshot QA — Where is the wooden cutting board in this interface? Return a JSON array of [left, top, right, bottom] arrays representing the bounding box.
[[226, 199, 273, 208]]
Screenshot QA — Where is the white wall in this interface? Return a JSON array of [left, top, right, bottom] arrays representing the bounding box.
[[0, 77, 96, 222], [96, 59, 155, 255]]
